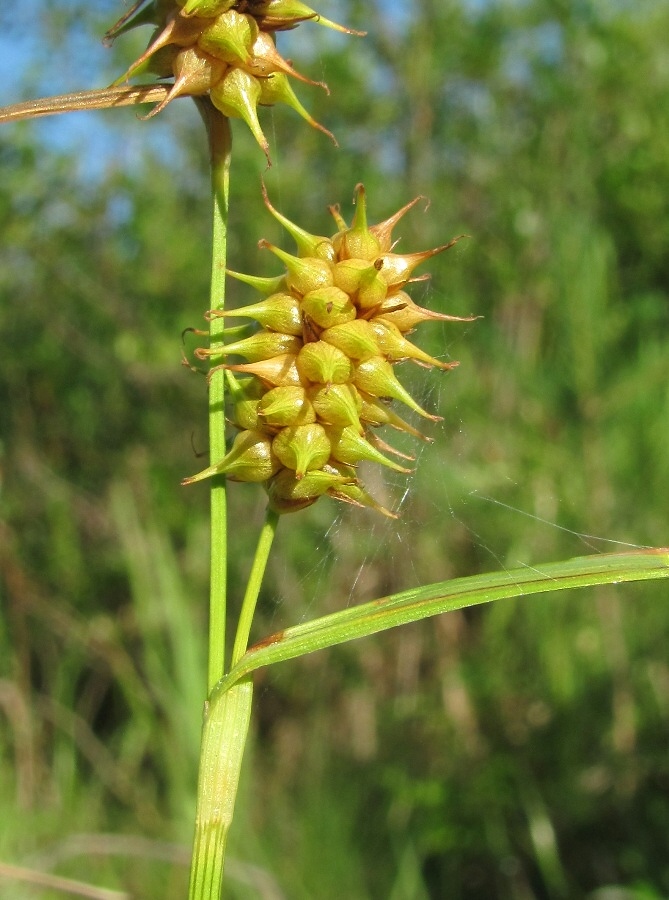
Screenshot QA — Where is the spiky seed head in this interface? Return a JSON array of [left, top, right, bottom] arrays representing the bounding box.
[[185, 186, 472, 514], [106, 0, 361, 159]]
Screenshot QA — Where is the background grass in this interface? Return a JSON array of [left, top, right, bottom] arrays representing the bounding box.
[[1, 1, 669, 897]]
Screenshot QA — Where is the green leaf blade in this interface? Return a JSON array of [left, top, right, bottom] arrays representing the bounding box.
[[216, 550, 669, 697]]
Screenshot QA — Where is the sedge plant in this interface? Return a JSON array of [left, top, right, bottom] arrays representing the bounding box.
[[1, 2, 668, 897]]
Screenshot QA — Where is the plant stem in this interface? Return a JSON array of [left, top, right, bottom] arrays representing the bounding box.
[[231, 507, 280, 667], [189, 508, 279, 899], [188, 678, 254, 900], [198, 100, 232, 692]]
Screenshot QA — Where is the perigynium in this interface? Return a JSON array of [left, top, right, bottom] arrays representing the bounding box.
[[183, 184, 476, 516], [105, 0, 365, 161]]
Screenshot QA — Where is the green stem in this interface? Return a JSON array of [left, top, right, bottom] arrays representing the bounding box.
[[188, 679, 254, 900], [198, 100, 232, 693], [231, 507, 280, 667], [188, 510, 278, 899]]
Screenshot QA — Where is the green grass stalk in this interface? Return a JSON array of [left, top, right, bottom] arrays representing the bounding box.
[[231, 507, 280, 667], [188, 678, 254, 900], [198, 100, 232, 692], [187, 508, 279, 899]]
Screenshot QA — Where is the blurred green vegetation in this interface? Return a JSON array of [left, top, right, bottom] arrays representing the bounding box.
[[1, 1, 669, 897]]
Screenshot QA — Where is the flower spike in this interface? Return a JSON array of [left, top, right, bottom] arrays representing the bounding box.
[[185, 187, 473, 514], [101, 0, 358, 158]]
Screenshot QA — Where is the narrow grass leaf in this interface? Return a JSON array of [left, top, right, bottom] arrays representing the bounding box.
[[216, 550, 669, 696]]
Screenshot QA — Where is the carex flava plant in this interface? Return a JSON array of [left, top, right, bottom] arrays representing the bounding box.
[[1, 3, 668, 898]]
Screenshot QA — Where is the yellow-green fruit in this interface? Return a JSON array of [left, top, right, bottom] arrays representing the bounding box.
[[272, 424, 332, 477], [373, 291, 477, 333], [212, 331, 302, 363], [358, 392, 433, 442], [260, 241, 335, 297], [308, 383, 362, 429], [198, 10, 257, 64], [181, 0, 237, 19], [369, 319, 454, 369], [331, 257, 387, 310], [229, 377, 265, 430], [300, 286, 356, 329], [321, 320, 379, 361], [182, 429, 280, 484], [257, 386, 316, 427], [225, 353, 304, 388], [353, 356, 442, 421], [325, 426, 412, 474], [266, 466, 353, 515], [216, 292, 303, 336], [296, 341, 353, 385], [210, 68, 268, 159]]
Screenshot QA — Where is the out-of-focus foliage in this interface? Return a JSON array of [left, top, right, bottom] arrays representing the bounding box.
[[1, 1, 668, 898]]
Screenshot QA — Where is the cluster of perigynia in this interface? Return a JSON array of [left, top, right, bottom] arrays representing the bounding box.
[[182, 185, 474, 516], [106, 0, 364, 162]]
